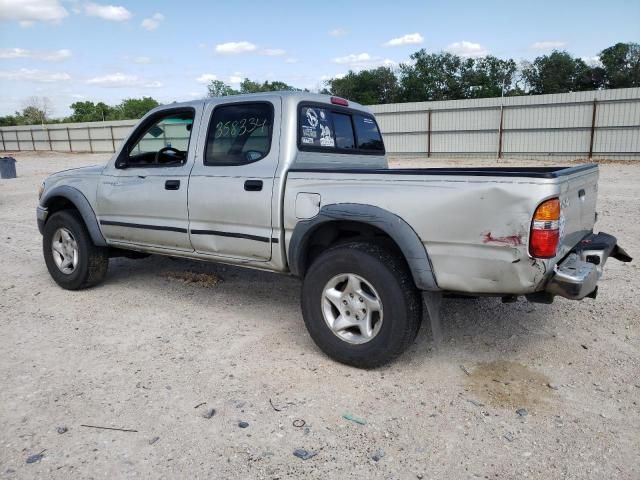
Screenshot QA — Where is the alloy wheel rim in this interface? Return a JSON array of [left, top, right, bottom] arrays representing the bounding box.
[[51, 227, 79, 274], [321, 273, 384, 344]]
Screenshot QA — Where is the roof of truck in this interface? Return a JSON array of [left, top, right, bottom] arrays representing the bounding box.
[[162, 91, 369, 112]]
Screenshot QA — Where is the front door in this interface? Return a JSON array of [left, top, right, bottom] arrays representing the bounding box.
[[188, 99, 281, 261], [97, 104, 203, 251]]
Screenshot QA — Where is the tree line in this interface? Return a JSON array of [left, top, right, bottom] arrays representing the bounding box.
[[0, 96, 160, 127], [1, 42, 637, 127]]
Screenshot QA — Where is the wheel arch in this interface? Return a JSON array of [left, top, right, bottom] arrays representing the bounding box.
[[40, 186, 107, 247], [288, 203, 438, 291]]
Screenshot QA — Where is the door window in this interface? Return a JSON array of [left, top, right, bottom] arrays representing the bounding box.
[[120, 109, 195, 168], [205, 102, 274, 166]]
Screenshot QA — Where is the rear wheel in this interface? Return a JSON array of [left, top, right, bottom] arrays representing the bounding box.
[[301, 241, 422, 368], [43, 210, 109, 290]]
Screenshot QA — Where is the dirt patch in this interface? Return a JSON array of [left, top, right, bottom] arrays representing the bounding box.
[[466, 360, 554, 413], [160, 270, 222, 287]]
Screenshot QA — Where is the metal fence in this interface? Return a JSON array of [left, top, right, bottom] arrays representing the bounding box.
[[369, 87, 640, 160], [1, 87, 639, 160]]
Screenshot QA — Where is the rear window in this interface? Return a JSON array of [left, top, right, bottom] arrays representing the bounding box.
[[298, 104, 384, 155]]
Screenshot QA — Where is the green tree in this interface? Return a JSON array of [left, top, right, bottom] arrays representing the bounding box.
[[521, 50, 599, 94], [599, 42, 640, 89], [239, 78, 298, 94], [67, 101, 115, 122], [462, 56, 519, 98], [116, 97, 160, 119], [399, 51, 470, 101], [0, 115, 20, 126], [325, 67, 399, 105], [206, 79, 239, 97]]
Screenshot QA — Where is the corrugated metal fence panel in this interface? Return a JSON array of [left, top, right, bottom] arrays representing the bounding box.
[[369, 87, 640, 160]]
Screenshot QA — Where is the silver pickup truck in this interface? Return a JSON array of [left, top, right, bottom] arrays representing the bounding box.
[[37, 92, 631, 367]]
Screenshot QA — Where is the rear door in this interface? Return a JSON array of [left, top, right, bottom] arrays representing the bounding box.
[[558, 167, 599, 251], [188, 98, 281, 261]]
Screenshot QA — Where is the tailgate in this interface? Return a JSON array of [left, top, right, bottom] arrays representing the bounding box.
[[557, 166, 599, 255]]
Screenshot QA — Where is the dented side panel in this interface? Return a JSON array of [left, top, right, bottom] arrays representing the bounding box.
[[283, 170, 597, 295]]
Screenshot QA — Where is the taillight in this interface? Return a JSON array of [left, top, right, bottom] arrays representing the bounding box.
[[530, 198, 560, 258]]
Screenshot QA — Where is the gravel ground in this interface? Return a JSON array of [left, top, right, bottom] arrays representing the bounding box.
[[0, 151, 638, 479]]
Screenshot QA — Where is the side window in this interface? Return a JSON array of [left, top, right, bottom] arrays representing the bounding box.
[[354, 114, 384, 151], [124, 110, 194, 167], [205, 102, 274, 166], [333, 113, 355, 150]]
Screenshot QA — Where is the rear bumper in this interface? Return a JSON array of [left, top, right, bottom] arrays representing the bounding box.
[[36, 205, 48, 234], [541, 232, 632, 301]]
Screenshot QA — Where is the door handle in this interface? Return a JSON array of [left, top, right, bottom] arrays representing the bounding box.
[[244, 180, 263, 191], [165, 180, 180, 190]]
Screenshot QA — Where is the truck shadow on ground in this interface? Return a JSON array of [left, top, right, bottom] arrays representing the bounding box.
[[105, 254, 558, 358]]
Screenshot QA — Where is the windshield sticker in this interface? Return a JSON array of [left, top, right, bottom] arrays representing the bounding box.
[[302, 125, 317, 139], [301, 137, 314, 144], [320, 125, 334, 147], [306, 108, 319, 127], [363, 117, 374, 124]]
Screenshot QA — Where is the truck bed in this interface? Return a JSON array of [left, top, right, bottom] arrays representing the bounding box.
[[284, 164, 599, 295]]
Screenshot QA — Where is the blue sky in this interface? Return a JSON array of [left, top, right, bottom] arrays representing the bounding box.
[[1, 0, 639, 116]]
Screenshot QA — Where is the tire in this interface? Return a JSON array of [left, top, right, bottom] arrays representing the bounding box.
[[301, 241, 422, 368], [43, 210, 109, 290]]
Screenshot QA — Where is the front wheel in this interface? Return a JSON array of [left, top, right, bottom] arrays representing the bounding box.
[[301, 242, 422, 368], [43, 210, 109, 290]]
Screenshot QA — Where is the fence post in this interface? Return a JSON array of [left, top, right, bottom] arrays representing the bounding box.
[[427, 109, 432, 158], [588, 99, 597, 160], [497, 105, 505, 160], [30, 128, 36, 151], [87, 127, 93, 153], [46, 127, 52, 150], [66, 127, 72, 152], [110, 126, 116, 152], [15, 131, 20, 151], [0, 129, 5, 151]]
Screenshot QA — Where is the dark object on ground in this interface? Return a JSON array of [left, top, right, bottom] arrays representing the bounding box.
[[149, 436, 160, 445], [194, 402, 206, 409], [293, 448, 317, 460], [26, 450, 45, 464], [238, 421, 249, 428], [202, 408, 216, 419], [0, 157, 17, 179], [342, 413, 367, 425], [56, 426, 68, 434], [372, 449, 385, 461], [516, 408, 528, 417], [269, 398, 282, 412], [293, 419, 306, 428], [80, 424, 138, 432]]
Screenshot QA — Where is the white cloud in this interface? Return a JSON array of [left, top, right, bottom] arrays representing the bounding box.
[[285, 58, 298, 64], [0, 48, 72, 61], [328, 28, 348, 38], [86, 72, 161, 88], [229, 74, 243, 84], [582, 55, 602, 67], [141, 12, 163, 31], [84, 3, 131, 22], [215, 41, 257, 54], [0, 0, 68, 24], [383, 33, 424, 47], [531, 41, 567, 51], [445, 41, 488, 58], [262, 48, 286, 56], [196, 73, 217, 84], [333, 53, 396, 69], [0, 68, 71, 82]]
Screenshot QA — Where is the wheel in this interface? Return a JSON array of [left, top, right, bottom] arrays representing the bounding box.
[[301, 241, 422, 368], [43, 210, 109, 290]]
